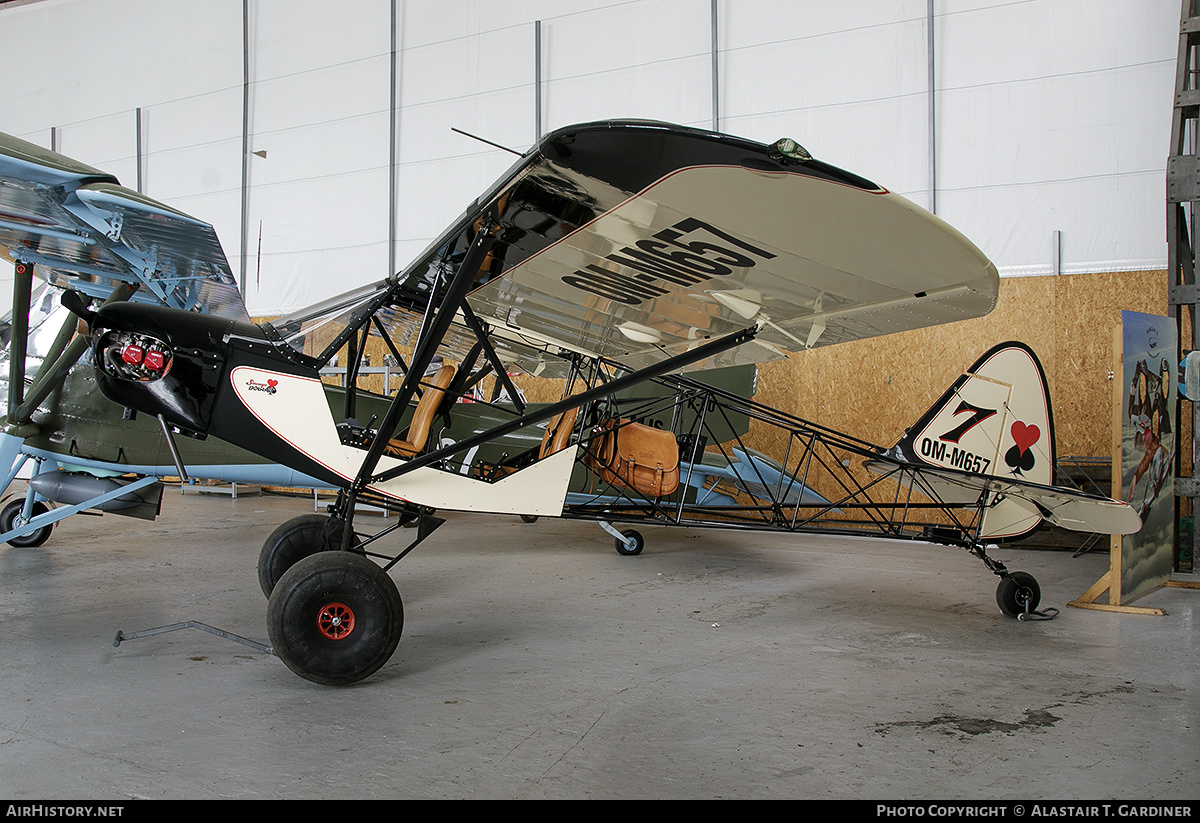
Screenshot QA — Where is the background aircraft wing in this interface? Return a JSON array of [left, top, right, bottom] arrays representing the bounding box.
[[0, 131, 248, 320], [395, 120, 999, 373]]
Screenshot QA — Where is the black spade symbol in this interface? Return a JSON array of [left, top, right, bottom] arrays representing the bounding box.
[[1005, 444, 1036, 475]]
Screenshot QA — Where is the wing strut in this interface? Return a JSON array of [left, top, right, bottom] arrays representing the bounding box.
[[6, 260, 33, 420], [5, 270, 140, 429], [338, 225, 499, 547]]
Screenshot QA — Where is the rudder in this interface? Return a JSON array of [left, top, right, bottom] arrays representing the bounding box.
[[894, 342, 1055, 540]]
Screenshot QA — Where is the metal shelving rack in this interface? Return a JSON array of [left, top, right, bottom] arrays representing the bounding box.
[[1168, 0, 1199, 572]]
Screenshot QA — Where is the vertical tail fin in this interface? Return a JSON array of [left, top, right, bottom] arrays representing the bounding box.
[[893, 342, 1056, 540]]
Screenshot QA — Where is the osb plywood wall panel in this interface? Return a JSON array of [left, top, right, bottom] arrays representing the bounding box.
[[749, 270, 1167, 460]]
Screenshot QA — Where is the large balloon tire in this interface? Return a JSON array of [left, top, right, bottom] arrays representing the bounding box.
[[996, 571, 1041, 618], [267, 551, 403, 687], [258, 514, 345, 597], [1, 500, 52, 548]]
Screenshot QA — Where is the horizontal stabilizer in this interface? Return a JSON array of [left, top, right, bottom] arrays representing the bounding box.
[[879, 342, 1140, 540], [866, 460, 1143, 537]]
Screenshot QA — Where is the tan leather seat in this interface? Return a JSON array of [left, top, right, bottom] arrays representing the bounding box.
[[538, 406, 578, 459], [385, 365, 456, 457]]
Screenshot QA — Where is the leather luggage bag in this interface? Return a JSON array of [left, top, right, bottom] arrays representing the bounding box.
[[585, 418, 680, 497]]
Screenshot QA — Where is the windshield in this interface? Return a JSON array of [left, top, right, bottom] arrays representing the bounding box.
[[262, 275, 575, 381], [264, 280, 390, 365]]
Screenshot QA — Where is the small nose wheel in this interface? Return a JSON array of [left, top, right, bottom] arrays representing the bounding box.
[[996, 571, 1042, 619]]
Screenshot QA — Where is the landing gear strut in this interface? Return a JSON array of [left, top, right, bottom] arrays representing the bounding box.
[[969, 542, 1055, 621]]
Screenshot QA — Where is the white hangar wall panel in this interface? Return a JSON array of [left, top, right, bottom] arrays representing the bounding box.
[[0, 0, 1180, 317], [537, 0, 715, 129], [718, 1, 933, 202], [391, 10, 539, 277], [0, 0, 243, 132], [241, 0, 394, 315], [933, 0, 1178, 276]]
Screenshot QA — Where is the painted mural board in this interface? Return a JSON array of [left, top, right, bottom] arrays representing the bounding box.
[[1116, 310, 1176, 603]]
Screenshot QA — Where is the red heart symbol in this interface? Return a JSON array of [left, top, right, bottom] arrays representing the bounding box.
[[1011, 421, 1040, 454], [267, 379, 278, 388]]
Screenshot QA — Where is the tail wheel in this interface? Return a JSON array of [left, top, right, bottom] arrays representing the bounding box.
[[1, 500, 52, 548], [258, 514, 345, 597], [996, 571, 1041, 618], [615, 528, 644, 556], [267, 551, 403, 686]]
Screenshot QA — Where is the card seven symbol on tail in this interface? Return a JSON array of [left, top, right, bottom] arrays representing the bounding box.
[[1004, 421, 1041, 476]]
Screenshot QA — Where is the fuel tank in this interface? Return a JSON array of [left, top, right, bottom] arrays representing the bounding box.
[[29, 470, 163, 520]]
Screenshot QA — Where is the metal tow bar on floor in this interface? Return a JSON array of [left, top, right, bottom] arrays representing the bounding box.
[[1018, 604, 1060, 622], [114, 622, 272, 654]]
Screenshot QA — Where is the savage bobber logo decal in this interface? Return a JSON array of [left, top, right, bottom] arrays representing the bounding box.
[[232, 367, 289, 421], [245, 377, 279, 394]]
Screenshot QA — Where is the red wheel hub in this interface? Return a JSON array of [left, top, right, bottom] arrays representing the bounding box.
[[316, 602, 355, 639]]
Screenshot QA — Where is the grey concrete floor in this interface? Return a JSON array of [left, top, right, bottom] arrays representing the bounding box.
[[0, 488, 1196, 800]]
